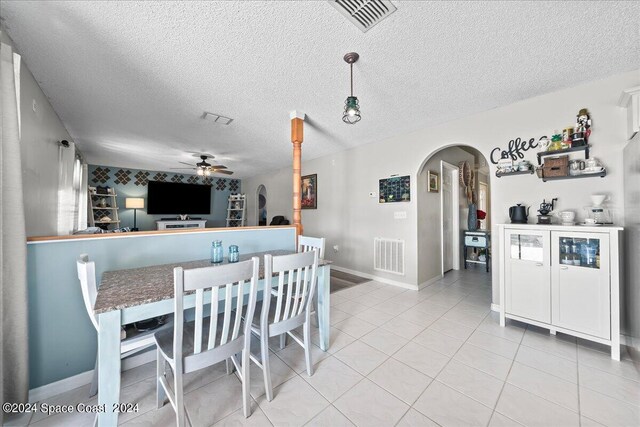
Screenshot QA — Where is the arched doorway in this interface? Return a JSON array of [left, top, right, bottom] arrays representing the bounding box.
[[256, 185, 267, 226], [417, 144, 492, 285]]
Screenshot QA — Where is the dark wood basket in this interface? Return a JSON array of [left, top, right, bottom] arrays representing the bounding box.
[[542, 155, 569, 178]]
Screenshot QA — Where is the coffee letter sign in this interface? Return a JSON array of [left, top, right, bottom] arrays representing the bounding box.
[[490, 137, 539, 164]]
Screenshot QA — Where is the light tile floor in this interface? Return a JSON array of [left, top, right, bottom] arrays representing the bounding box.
[[10, 268, 640, 426]]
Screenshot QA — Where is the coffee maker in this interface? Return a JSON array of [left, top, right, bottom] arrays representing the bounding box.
[[584, 194, 613, 224], [537, 198, 557, 225]]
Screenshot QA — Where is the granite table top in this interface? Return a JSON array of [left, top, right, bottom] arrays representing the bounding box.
[[94, 250, 330, 314]]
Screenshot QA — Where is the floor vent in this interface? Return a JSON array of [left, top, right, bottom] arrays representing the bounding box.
[[374, 237, 405, 275], [329, 0, 397, 33]]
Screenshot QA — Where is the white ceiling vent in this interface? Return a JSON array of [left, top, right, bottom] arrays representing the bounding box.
[[201, 111, 233, 125], [329, 0, 397, 33]]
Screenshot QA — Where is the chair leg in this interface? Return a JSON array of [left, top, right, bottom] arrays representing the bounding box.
[[279, 333, 287, 350], [312, 292, 319, 327], [226, 358, 233, 375], [241, 349, 251, 418], [303, 320, 313, 376], [156, 349, 167, 409], [174, 364, 185, 427], [89, 351, 99, 397], [261, 333, 274, 401]]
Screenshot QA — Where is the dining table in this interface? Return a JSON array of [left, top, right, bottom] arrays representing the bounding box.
[[92, 249, 331, 426]]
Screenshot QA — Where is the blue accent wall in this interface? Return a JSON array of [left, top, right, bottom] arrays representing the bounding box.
[[27, 227, 296, 389], [88, 165, 241, 230]]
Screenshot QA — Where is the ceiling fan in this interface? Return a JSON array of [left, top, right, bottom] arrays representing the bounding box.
[[171, 154, 233, 176]]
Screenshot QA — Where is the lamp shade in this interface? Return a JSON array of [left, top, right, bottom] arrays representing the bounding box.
[[125, 198, 145, 209]]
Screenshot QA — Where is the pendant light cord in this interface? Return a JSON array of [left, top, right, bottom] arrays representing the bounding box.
[[350, 63, 354, 97]]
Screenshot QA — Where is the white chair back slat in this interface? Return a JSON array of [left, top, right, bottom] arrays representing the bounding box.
[[298, 236, 325, 260], [290, 267, 303, 315], [194, 289, 205, 354], [175, 258, 259, 363], [220, 283, 233, 346], [207, 286, 219, 350], [76, 254, 99, 330], [282, 270, 294, 321], [273, 274, 285, 323], [232, 280, 245, 340], [298, 265, 311, 316]]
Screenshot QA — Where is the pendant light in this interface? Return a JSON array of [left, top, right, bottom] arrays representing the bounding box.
[[342, 52, 361, 124]]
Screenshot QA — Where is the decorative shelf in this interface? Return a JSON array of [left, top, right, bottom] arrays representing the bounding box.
[[537, 145, 590, 165], [496, 169, 534, 178], [542, 171, 606, 182]]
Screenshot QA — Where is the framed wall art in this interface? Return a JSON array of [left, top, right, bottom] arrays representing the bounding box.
[[301, 174, 317, 209], [379, 175, 410, 203], [428, 170, 439, 193]]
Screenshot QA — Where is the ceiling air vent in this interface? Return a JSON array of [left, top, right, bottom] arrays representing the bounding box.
[[329, 0, 397, 33], [201, 111, 233, 125]]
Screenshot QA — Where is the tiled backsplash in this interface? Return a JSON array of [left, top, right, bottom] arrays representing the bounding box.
[[88, 165, 241, 231]]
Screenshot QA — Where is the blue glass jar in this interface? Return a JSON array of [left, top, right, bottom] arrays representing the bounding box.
[[211, 240, 224, 264], [228, 245, 239, 263]]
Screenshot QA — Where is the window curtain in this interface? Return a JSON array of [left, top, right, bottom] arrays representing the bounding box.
[[0, 41, 29, 416]]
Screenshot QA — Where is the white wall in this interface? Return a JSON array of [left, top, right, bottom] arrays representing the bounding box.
[[2, 29, 73, 237], [244, 70, 639, 303], [417, 147, 475, 285], [623, 133, 640, 359]]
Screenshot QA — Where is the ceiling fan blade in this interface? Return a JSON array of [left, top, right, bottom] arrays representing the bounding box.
[[170, 167, 196, 170], [178, 161, 195, 166], [211, 164, 227, 169], [214, 169, 234, 175]]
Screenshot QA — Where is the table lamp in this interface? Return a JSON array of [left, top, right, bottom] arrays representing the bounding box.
[[125, 198, 144, 231]]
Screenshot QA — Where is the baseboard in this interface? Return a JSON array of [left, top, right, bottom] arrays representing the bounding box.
[[418, 275, 444, 290], [330, 265, 419, 290], [490, 303, 501, 312], [28, 347, 156, 402]]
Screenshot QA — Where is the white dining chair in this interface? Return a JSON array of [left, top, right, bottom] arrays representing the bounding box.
[[76, 254, 171, 397], [251, 250, 318, 401], [298, 236, 325, 327], [154, 257, 260, 426]]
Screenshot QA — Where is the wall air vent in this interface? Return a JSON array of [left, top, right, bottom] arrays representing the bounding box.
[[329, 0, 397, 33], [201, 111, 233, 125]]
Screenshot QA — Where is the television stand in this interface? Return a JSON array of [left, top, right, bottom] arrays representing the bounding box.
[[156, 220, 207, 230]]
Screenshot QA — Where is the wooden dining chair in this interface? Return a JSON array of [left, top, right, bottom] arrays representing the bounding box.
[[298, 236, 325, 327], [76, 254, 171, 397], [155, 257, 260, 426], [251, 250, 319, 401]]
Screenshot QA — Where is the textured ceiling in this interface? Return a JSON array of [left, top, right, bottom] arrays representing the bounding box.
[[2, 1, 639, 178]]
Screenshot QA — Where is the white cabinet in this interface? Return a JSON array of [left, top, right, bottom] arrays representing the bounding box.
[[551, 231, 610, 339], [499, 224, 622, 360], [504, 229, 550, 323]]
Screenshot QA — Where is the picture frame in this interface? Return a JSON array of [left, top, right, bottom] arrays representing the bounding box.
[[301, 174, 317, 209], [428, 170, 439, 193], [379, 175, 410, 203]]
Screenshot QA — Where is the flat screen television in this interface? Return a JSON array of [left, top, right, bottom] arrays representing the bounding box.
[[147, 181, 211, 215]]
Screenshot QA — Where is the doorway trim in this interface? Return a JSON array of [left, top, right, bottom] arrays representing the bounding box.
[[440, 161, 460, 276]]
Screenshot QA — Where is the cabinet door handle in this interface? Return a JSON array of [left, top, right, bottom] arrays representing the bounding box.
[[535, 263, 543, 267], [560, 266, 569, 270]]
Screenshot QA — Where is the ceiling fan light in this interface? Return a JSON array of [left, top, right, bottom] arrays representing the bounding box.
[[343, 96, 361, 124], [197, 168, 204, 176], [204, 168, 211, 176]]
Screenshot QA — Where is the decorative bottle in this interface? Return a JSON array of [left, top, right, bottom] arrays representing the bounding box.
[[228, 245, 239, 263], [211, 240, 224, 264]]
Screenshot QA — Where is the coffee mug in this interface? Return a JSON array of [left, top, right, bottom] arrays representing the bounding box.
[[586, 158, 600, 169], [557, 211, 575, 222], [570, 160, 585, 171]]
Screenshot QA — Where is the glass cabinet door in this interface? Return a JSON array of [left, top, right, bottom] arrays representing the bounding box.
[[510, 234, 544, 263], [558, 236, 600, 269]]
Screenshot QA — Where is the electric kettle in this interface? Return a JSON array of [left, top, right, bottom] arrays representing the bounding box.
[[509, 204, 530, 224]]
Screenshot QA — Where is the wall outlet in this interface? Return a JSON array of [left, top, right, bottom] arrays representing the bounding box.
[[32, 99, 37, 113], [369, 192, 377, 198], [333, 245, 339, 252], [394, 211, 407, 220]]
